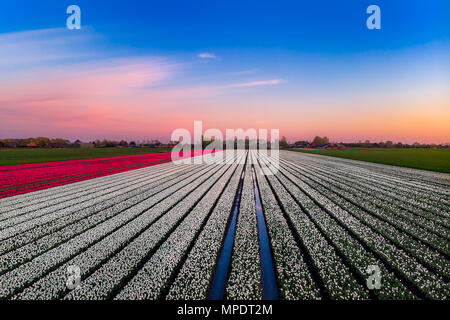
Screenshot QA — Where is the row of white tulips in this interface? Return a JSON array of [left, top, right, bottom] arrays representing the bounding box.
[[257, 154, 369, 299], [226, 159, 262, 300], [0, 160, 177, 212], [287, 151, 449, 194], [2, 163, 220, 299], [251, 152, 321, 300], [0, 164, 186, 231], [283, 152, 449, 212], [288, 157, 449, 223], [63, 160, 232, 300], [266, 153, 449, 299], [280, 159, 449, 277], [115, 156, 242, 299], [166, 161, 245, 299], [0, 164, 209, 273]]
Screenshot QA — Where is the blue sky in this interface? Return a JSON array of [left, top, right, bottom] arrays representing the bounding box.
[[1, 0, 449, 51], [0, 1, 449, 143]]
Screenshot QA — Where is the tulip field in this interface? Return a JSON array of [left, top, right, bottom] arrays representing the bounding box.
[[0, 150, 448, 300], [0, 153, 174, 198], [0, 150, 209, 198]]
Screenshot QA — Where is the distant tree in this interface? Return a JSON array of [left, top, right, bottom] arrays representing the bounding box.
[[1, 139, 11, 148], [94, 139, 118, 148], [118, 140, 128, 147], [385, 140, 394, 148], [279, 136, 289, 149], [294, 140, 309, 147], [150, 139, 161, 146], [106, 140, 118, 147], [49, 138, 69, 148], [363, 140, 371, 147], [35, 137, 51, 148], [312, 136, 329, 147], [129, 141, 137, 147], [312, 136, 320, 147]]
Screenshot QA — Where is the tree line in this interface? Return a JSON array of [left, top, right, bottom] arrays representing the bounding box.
[[1, 136, 447, 149], [0, 137, 167, 148], [0, 137, 71, 148], [287, 136, 449, 149]]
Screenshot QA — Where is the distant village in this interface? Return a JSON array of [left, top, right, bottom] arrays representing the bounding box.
[[0, 136, 448, 149]]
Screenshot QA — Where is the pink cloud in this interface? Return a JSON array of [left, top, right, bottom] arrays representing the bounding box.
[[0, 52, 217, 141], [0, 58, 174, 103]]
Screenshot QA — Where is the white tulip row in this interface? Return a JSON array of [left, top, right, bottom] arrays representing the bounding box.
[[226, 160, 262, 300], [0, 160, 178, 212], [166, 162, 245, 299], [286, 151, 449, 195], [282, 161, 450, 279], [280, 159, 450, 276], [251, 153, 321, 300], [269, 153, 449, 299], [0, 161, 179, 217], [0, 164, 207, 257], [289, 158, 450, 223], [0, 165, 202, 250], [0, 164, 210, 273], [281, 157, 449, 236], [63, 161, 232, 300], [13, 162, 222, 300], [258, 155, 370, 299], [115, 157, 242, 299], [2, 163, 220, 299], [282, 152, 449, 207], [282, 152, 449, 213], [0, 164, 187, 232]]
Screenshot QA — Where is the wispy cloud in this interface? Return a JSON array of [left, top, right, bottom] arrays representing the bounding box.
[[0, 28, 99, 73], [228, 78, 286, 88], [197, 52, 218, 59]]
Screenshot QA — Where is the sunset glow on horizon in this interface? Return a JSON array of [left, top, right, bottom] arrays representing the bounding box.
[[1, 1, 449, 144]]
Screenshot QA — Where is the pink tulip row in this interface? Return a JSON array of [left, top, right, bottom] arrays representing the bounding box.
[[0, 150, 218, 198]]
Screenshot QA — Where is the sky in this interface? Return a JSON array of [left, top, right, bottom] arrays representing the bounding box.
[[0, 0, 449, 144]]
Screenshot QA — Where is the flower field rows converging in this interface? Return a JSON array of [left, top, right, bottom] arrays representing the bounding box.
[[0, 150, 214, 198], [0, 150, 448, 300]]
